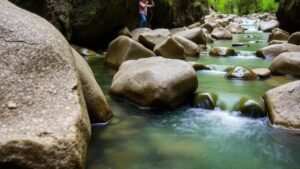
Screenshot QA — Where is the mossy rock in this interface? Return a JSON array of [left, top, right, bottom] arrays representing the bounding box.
[[209, 47, 236, 57], [192, 92, 218, 110], [236, 97, 266, 118], [225, 66, 257, 80]]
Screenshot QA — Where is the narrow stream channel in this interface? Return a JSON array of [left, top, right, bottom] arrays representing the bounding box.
[[85, 18, 300, 169]]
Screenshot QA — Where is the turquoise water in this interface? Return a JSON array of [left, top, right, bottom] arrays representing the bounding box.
[[85, 20, 300, 169]]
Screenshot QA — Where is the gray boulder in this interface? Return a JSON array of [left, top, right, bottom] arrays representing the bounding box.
[[73, 49, 113, 122], [268, 28, 290, 42], [264, 80, 300, 130], [269, 52, 300, 76], [211, 27, 233, 40], [110, 57, 198, 108], [288, 32, 300, 45], [154, 37, 185, 60], [225, 22, 244, 34], [0, 1, 90, 168], [256, 43, 300, 58], [174, 36, 199, 55], [105, 36, 155, 68], [259, 20, 279, 32], [174, 27, 206, 45], [138, 29, 171, 49]]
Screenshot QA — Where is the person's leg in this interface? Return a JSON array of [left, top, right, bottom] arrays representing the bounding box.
[[139, 13, 147, 28]]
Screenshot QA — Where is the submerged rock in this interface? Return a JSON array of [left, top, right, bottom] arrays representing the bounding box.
[[73, 49, 113, 122], [0, 1, 90, 168], [154, 37, 185, 60], [174, 28, 206, 45], [174, 36, 199, 55], [264, 80, 300, 130], [110, 57, 198, 108], [259, 20, 279, 32], [209, 47, 236, 57], [211, 27, 233, 40], [188, 62, 211, 71], [138, 29, 171, 49], [236, 97, 265, 118], [192, 92, 218, 110], [268, 28, 290, 42], [105, 36, 155, 68], [256, 43, 300, 58], [232, 43, 249, 47], [288, 32, 300, 45], [225, 22, 244, 34], [225, 66, 257, 80], [269, 52, 300, 76]]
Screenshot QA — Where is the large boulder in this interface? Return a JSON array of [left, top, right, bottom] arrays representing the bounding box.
[[211, 27, 233, 40], [72, 49, 113, 123], [268, 28, 290, 42], [209, 47, 236, 57], [288, 32, 300, 45], [0, 1, 90, 168], [138, 29, 171, 49], [276, 0, 300, 33], [264, 80, 300, 129], [174, 27, 206, 45], [110, 57, 198, 108], [269, 52, 300, 76], [259, 20, 279, 32], [105, 36, 155, 68], [256, 43, 300, 58], [225, 22, 244, 34], [154, 37, 185, 60], [174, 36, 199, 55]]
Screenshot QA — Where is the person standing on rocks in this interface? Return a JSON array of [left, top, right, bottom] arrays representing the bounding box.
[[139, 0, 155, 28]]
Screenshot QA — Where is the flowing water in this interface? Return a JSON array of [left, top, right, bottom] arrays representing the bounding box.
[[85, 19, 300, 169]]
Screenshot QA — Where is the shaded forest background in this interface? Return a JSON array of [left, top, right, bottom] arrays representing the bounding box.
[[208, 0, 279, 15]]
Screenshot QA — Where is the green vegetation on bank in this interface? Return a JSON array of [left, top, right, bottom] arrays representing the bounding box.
[[208, 0, 279, 15]]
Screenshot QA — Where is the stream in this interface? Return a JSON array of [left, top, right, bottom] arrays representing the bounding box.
[[85, 19, 300, 169]]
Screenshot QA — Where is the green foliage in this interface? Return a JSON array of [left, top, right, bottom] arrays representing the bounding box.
[[208, 0, 278, 15]]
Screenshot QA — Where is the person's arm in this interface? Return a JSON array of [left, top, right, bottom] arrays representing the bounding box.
[[147, 0, 155, 7]]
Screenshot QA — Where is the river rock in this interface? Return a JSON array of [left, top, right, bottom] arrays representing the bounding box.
[[170, 27, 188, 35], [268, 40, 287, 45], [268, 28, 290, 42], [188, 22, 201, 29], [174, 27, 206, 45], [263, 80, 300, 129], [225, 22, 244, 34], [256, 43, 300, 58], [131, 28, 152, 41], [73, 49, 113, 122], [225, 66, 257, 80], [237, 97, 265, 118], [71, 45, 99, 57], [110, 57, 198, 108], [251, 68, 271, 78], [192, 92, 218, 110], [269, 52, 300, 76], [200, 23, 214, 33], [138, 29, 171, 49], [154, 37, 185, 60], [211, 27, 233, 40], [288, 32, 300, 45], [188, 62, 211, 71], [0, 1, 90, 168], [259, 20, 279, 32], [105, 36, 155, 68], [209, 47, 236, 57], [174, 36, 199, 55], [118, 27, 132, 38]]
